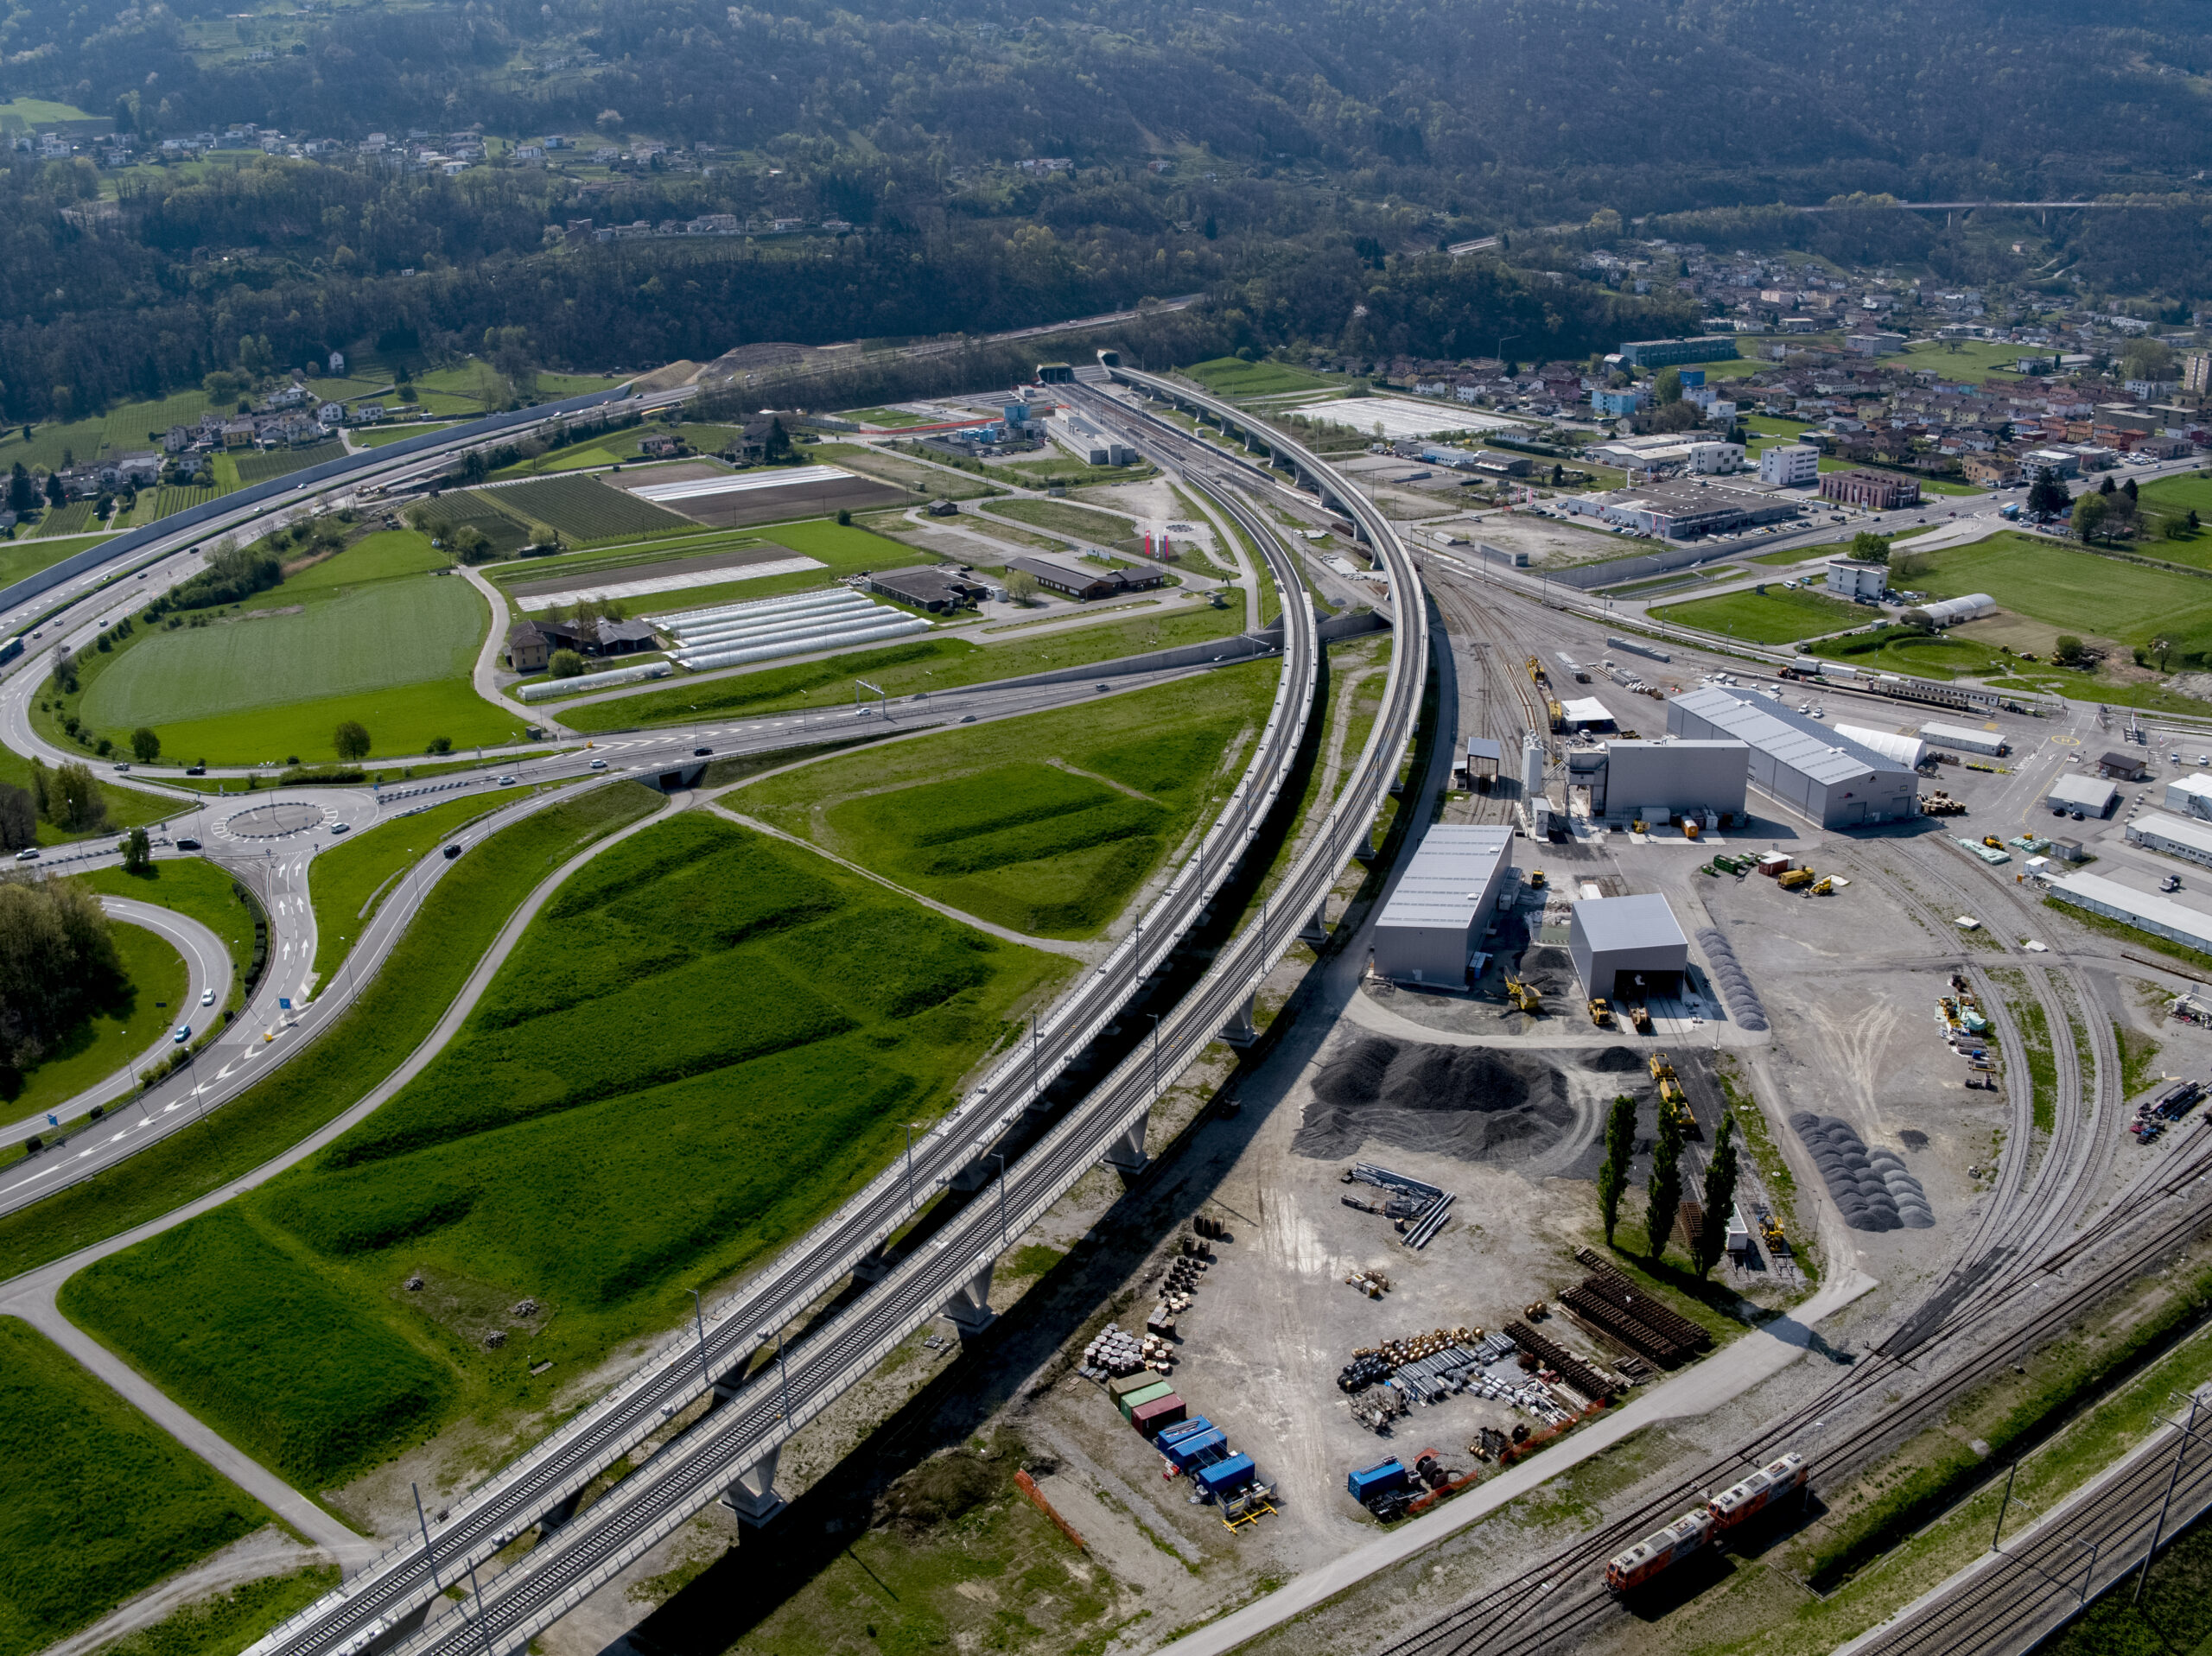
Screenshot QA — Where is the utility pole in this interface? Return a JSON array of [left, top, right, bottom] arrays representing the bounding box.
[[994, 1151, 1008, 1245], [413, 1482, 440, 1590], [2136, 1394, 2204, 1603], [688, 1288, 711, 1387]]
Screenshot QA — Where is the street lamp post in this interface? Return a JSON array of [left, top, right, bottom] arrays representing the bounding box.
[[688, 1288, 711, 1388], [993, 1151, 1008, 1246]]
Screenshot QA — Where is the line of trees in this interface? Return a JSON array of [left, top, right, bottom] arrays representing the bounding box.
[[1597, 1091, 1741, 1280]]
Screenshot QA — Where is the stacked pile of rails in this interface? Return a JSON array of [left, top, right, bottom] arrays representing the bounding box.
[[1501, 1317, 1619, 1400], [2134, 1078, 2203, 1145], [1560, 1254, 1714, 1369], [1342, 1163, 1456, 1248], [652, 586, 931, 672]]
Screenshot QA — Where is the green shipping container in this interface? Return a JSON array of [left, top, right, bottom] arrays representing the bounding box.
[[1109, 1371, 1164, 1399], [1116, 1380, 1175, 1420]]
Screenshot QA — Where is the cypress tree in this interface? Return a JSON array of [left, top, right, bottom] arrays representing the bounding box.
[[1598, 1093, 1636, 1246], [1695, 1113, 1740, 1279], [1644, 1102, 1686, 1261]]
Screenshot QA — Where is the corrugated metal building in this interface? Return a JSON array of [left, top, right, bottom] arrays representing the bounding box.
[[2164, 774, 2212, 820], [1667, 687, 1919, 828], [2127, 812, 2212, 867], [2045, 774, 2119, 818], [1569, 893, 1691, 1003], [1371, 825, 1516, 987], [2045, 871, 2212, 953], [1921, 720, 2010, 757], [1598, 739, 1750, 822]]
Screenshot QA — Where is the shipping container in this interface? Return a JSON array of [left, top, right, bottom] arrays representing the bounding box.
[[1164, 1428, 1228, 1470], [1346, 1459, 1410, 1502], [1156, 1416, 1214, 1448], [1195, 1453, 1256, 1497], [1109, 1372, 1166, 1399], [1116, 1380, 1175, 1420], [1130, 1394, 1188, 1437]]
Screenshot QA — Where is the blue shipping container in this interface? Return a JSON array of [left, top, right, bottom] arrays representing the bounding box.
[[1196, 1453, 1256, 1497], [1346, 1460, 1408, 1501], [1165, 1429, 1227, 1471], [1156, 1417, 1213, 1447]]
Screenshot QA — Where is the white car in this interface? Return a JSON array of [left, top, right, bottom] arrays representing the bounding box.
[[331, 822, 351, 834], [589, 758, 607, 771], [201, 987, 215, 1006]]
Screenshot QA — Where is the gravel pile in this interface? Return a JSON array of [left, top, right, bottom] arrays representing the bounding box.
[[1792, 1112, 1933, 1231], [1696, 928, 1769, 1031], [1297, 1037, 1575, 1163]]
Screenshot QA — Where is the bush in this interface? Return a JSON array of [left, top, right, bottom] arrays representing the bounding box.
[[425, 736, 452, 754], [332, 720, 371, 762], [548, 649, 585, 679]]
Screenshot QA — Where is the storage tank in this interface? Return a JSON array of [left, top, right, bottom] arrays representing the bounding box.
[[1522, 733, 1544, 799], [1831, 722, 1928, 768]]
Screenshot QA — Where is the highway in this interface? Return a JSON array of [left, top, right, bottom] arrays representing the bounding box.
[[219, 363, 1419, 1656]]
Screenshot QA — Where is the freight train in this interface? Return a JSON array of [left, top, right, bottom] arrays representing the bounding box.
[[1604, 1453, 1806, 1593]]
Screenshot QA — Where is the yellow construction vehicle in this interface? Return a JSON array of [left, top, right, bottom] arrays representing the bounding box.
[[1504, 976, 1543, 1016], [1649, 1052, 1699, 1136], [1778, 866, 1815, 891], [1762, 1213, 1788, 1249], [1981, 834, 2004, 850], [1529, 869, 1548, 890], [1630, 1004, 1654, 1035], [1811, 876, 1835, 896], [1546, 697, 1565, 733], [1588, 997, 1613, 1028]]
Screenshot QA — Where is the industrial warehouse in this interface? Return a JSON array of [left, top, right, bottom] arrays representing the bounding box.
[[1568, 893, 1690, 1005], [1666, 686, 1920, 828], [1370, 825, 1516, 986]]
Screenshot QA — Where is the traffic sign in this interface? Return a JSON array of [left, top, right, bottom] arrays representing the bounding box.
[[278, 997, 293, 1011]]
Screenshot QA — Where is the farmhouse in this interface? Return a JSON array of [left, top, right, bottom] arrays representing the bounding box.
[[867, 566, 994, 613], [1005, 555, 1166, 602], [505, 617, 659, 671]]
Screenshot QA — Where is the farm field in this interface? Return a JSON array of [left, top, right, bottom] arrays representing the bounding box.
[[1649, 583, 1870, 643], [73, 570, 503, 762], [60, 809, 1069, 1488], [1179, 356, 1343, 399], [811, 441, 998, 500], [1913, 533, 2212, 650], [985, 497, 1138, 543], [350, 422, 457, 447], [0, 921, 184, 1123], [0, 1318, 268, 1656], [307, 784, 537, 983], [73, 860, 261, 1006], [407, 493, 532, 557], [560, 600, 1242, 732], [234, 441, 346, 485], [479, 474, 703, 542], [493, 517, 931, 618], [0, 786, 663, 1283], [742, 661, 1275, 937]]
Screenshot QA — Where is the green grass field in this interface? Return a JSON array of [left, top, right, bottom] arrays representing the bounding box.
[[67, 545, 510, 762], [63, 808, 1069, 1487], [743, 662, 1275, 937], [0, 920, 183, 1121], [1751, 541, 1847, 566], [1914, 533, 2212, 650], [0, 1319, 269, 1656], [489, 518, 935, 618], [1649, 583, 1870, 643], [234, 442, 346, 485], [1180, 357, 1342, 399], [842, 405, 931, 427], [91, 1567, 337, 1656], [350, 422, 456, 447], [561, 600, 1243, 732], [0, 746, 180, 845], [985, 498, 1138, 544], [72, 861, 260, 1006], [0, 534, 108, 592], [307, 785, 537, 983], [0, 787, 663, 1285]]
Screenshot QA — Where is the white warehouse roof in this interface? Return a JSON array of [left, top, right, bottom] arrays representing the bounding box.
[[2045, 774, 2118, 813], [1560, 696, 1614, 728], [1831, 722, 1926, 768], [1920, 720, 2008, 756], [2046, 871, 2212, 954], [1917, 593, 1997, 626], [1669, 687, 1913, 787], [1375, 825, 1516, 934], [2129, 812, 2212, 859]]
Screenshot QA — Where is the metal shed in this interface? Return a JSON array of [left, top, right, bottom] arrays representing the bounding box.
[[1667, 687, 1919, 828], [1463, 737, 1503, 780], [1920, 720, 2009, 758], [2044, 773, 2119, 819], [1569, 892, 1691, 1004], [1370, 824, 1516, 987], [1599, 739, 1749, 822]]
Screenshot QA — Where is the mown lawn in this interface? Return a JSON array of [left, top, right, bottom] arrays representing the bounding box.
[[305, 784, 540, 984], [742, 661, 1276, 937], [0, 1319, 269, 1656], [1179, 356, 1343, 398], [985, 498, 1139, 544], [0, 785, 662, 1284], [1912, 533, 2212, 649], [560, 600, 1243, 733], [61, 809, 1071, 1488], [1649, 583, 1870, 643]]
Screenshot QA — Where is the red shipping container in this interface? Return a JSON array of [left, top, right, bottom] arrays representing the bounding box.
[[1129, 1393, 1188, 1437]]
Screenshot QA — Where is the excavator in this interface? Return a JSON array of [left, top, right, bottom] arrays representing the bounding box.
[[1504, 976, 1543, 1016]]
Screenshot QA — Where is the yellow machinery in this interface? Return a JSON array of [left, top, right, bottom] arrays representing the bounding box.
[[1981, 834, 2004, 849], [1812, 876, 1835, 896], [1762, 1213, 1787, 1249], [1529, 869, 1548, 890], [1649, 1051, 1699, 1136], [1505, 976, 1543, 1016], [1778, 866, 1815, 891], [1589, 998, 1613, 1028], [1545, 697, 1564, 732], [1630, 1004, 1654, 1034]]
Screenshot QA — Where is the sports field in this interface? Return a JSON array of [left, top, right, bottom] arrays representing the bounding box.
[[69, 533, 512, 761], [1179, 357, 1342, 399], [0, 1318, 267, 1656], [61, 811, 1070, 1487], [1914, 534, 2212, 650], [742, 662, 1276, 937], [1649, 583, 1869, 643]]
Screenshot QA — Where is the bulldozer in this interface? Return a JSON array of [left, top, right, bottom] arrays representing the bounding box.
[[1811, 876, 1836, 896], [1588, 997, 1613, 1028], [1504, 976, 1543, 1016]]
